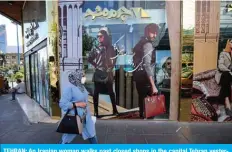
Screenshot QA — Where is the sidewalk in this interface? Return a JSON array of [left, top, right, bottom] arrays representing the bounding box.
[[0, 94, 232, 144]]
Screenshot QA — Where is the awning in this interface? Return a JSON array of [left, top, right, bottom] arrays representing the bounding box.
[[0, 1, 25, 24]]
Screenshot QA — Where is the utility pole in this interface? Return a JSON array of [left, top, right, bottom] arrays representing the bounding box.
[[16, 24, 20, 67], [11, 21, 20, 70]]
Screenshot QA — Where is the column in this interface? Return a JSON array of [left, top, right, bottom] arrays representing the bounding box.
[[134, 1, 140, 7], [118, 1, 124, 7], [73, 4, 78, 58], [60, 4, 64, 58], [79, 8, 83, 60], [78, 4, 83, 60], [193, 1, 220, 74], [127, 1, 132, 8], [119, 66, 125, 107], [46, 0, 61, 118], [166, 1, 181, 121], [67, 4, 73, 58]]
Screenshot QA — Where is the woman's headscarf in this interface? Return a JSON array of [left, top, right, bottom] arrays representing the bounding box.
[[68, 70, 85, 92], [160, 56, 171, 69]]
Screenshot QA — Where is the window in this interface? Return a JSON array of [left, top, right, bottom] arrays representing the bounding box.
[[12, 56, 16, 59], [76, 1, 172, 120]]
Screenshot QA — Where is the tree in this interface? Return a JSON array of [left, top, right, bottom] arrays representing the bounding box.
[[182, 28, 194, 49], [0, 66, 10, 76], [82, 29, 97, 56], [13, 72, 24, 80], [11, 64, 19, 73], [19, 66, 24, 74]]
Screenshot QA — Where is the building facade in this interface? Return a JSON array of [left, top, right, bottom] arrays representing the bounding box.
[[22, 1, 60, 117], [21, 0, 232, 122], [0, 25, 7, 54], [4, 53, 23, 66]]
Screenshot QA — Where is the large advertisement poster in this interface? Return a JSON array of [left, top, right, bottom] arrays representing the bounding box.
[[190, 1, 232, 122], [58, 1, 173, 120]]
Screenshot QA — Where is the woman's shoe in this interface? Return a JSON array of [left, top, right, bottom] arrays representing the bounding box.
[[96, 115, 100, 118], [139, 114, 144, 119], [94, 113, 100, 118], [225, 108, 232, 117], [113, 110, 119, 115]]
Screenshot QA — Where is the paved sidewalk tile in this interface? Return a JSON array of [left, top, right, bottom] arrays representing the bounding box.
[[1, 94, 232, 144]]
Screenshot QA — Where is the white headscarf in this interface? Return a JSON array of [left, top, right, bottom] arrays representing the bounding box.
[[68, 70, 85, 92]]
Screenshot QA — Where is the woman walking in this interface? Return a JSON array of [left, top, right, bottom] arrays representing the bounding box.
[[59, 70, 98, 144]]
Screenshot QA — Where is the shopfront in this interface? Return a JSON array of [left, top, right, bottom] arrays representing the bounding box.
[[84, 1, 171, 119], [23, 1, 50, 113], [24, 41, 50, 113], [22, 1, 60, 117], [190, 1, 232, 122], [20, 0, 232, 122], [58, 0, 181, 120]]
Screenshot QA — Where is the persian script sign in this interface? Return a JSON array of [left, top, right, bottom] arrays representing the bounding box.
[[85, 6, 150, 22], [25, 19, 39, 47]]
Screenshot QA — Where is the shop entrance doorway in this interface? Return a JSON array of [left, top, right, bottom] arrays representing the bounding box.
[[26, 42, 50, 115]]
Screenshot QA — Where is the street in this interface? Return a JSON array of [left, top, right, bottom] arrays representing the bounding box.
[[1, 94, 232, 144]]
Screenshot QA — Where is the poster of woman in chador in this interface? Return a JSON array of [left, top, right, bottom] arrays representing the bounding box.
[[58, 1, 173, 120]]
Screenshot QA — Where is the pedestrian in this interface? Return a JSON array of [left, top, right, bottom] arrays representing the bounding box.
[[88, 28, 118, 118], [10, 79, 25, 101], [3, 78, 10, 93], [59, 70, 98, 144]]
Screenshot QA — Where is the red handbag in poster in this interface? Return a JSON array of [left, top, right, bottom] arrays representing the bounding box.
[[144, 94, 166, 118]]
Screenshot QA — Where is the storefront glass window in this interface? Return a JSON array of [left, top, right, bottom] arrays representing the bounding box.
[[190, 1, 232, 122], [25, 56, 31, 96], [31, 54, 36, 100], [38, 46, 50, 113], [35, 53, 40, 103], [179, 0, 195, 121]]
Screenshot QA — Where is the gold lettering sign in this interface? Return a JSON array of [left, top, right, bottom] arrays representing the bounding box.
[[85, 6, 150, 22]]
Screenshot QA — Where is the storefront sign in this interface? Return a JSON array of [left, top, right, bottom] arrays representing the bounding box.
[[25, 19, 39, 47], [26, 33, 39, 47], [85, 6, 150, 22]]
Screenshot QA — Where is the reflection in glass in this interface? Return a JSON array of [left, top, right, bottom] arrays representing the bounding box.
[[25, 56, 31, 96], [179, 0, 195, 121], [35, 53, 40, 103], [38, 47, 50, 113], [31, 54, 36, 100]]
